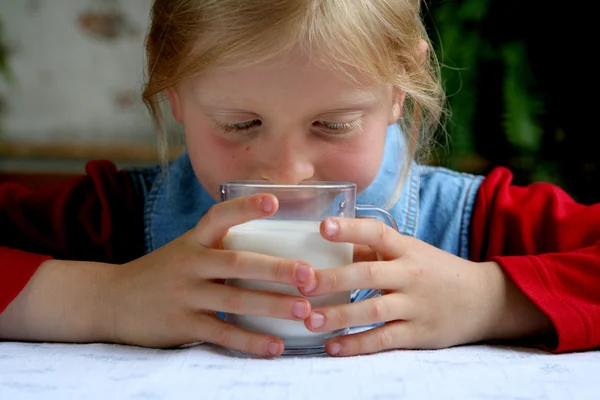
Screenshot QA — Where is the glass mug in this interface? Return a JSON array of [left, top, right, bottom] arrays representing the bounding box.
[[220, 181, 398, 356]]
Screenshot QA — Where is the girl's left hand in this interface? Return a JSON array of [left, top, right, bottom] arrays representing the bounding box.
[[300, 217, 554, 357]]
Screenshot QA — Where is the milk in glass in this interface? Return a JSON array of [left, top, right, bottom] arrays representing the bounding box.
[[222, 219, 352, 347]]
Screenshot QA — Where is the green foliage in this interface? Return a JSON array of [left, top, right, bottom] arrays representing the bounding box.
[[501, 42, 544, 152], [429, 0, 490, 161], [426, 0, 553, 183]]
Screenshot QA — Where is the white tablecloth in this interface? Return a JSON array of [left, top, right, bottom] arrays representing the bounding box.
[[1, 341, 598, 399]]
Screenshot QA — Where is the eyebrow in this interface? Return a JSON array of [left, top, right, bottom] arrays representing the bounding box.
[[199, 91, 381, 115], [316, 98, 380, 117]]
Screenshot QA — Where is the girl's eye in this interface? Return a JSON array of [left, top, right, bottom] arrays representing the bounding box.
[[313, 120, 363, 133], [213, 119, 262, 135]]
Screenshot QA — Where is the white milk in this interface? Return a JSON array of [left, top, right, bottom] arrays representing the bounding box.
[[222, 219, 353, 347]]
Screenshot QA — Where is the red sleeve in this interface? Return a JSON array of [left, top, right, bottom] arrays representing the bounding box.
[[470, 167, 600, 352], [0, 160, 147, 313]]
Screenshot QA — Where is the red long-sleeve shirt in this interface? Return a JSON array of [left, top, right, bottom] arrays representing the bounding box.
[[1, 161, 599, 352]]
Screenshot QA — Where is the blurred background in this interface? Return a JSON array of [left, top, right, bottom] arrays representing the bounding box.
[[423, 0, 599, 204], [0, 0, 598, 203], [0, 0, 183, 188]]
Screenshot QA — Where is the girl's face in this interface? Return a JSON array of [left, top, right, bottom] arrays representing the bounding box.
[[168, 53, 402, 200]]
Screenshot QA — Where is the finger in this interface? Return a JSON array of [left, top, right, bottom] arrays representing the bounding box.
[[300, 261, 401, 296], [353, 244, 378, 263], [325, 321, 415, 357], [321, 217, 407, 259], [305, 293, 413, 332], [199, 283, 311, 320], [199, 249, 315, 287], [194, 194, 279, 248], [197, 314, 284, 357]]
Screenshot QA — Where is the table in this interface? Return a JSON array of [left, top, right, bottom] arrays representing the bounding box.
[[1, 341, 598, 399]]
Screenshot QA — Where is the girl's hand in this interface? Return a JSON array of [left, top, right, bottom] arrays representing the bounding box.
[[110, 194, 315, 357], [301, 217, 554, 357]]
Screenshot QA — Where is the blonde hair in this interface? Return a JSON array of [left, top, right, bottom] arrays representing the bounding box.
[[142, 0, 445, 204]]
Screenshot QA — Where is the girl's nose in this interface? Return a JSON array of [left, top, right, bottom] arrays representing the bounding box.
[[258, 137, 315, 184]]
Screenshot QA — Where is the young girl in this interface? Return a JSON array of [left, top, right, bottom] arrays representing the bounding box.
[[1, 0, 599, 358]]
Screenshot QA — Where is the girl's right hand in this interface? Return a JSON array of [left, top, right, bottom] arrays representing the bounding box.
[[109, 194, 315, 357]]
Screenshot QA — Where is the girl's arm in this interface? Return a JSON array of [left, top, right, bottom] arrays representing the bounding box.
[[0, 160, 147, 314], [471, 167, 600, 352], [0, 258, 119, 343], [1, 191, 315, 356]]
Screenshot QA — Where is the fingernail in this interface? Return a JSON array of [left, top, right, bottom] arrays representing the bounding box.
[[295, 263, 311, 284], [292, 301, 308, 318], [329, 342, 341, 355], [325, 219, 339, 237], [310, 312, 325, 328], [303, 278, 317, 293], [260, 196, 274, 213], [268, 341, 281, 356]]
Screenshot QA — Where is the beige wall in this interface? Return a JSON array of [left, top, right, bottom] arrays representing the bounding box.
[[0, 0, 157, 145]]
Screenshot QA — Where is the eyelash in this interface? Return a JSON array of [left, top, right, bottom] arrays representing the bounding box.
[[316, 120, 362, 132], [212, 119, 362, 136], [212, 120, 262, 135]]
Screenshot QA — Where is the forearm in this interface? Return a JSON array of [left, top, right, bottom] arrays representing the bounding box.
[[470, 168, 600, 351], [0, 259, 118, 343], [479, 261, 555, 344]]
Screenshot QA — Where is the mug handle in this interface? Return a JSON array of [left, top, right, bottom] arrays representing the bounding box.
[[355, 205, 398, 231], [351, 205, 399, 302]]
